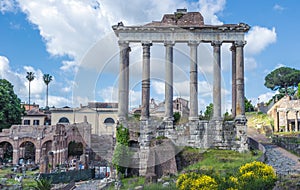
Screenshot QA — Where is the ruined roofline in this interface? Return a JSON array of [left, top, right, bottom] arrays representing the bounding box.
[[113, 22, 250, 32], [112, 8, 250, 32]]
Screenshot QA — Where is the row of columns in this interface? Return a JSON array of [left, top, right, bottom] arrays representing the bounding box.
[[118, 40, 246, 123], [282, 111, 299, 132]]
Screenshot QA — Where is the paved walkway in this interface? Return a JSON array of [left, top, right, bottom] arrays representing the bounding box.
[[247, 126, 300, 175]]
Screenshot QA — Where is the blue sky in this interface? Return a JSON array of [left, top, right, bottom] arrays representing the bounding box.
[[0, 0, 299, 113]]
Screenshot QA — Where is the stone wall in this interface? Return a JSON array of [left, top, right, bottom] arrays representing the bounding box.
[[134, 118, 248, 177], [173, 120, 247, 152]]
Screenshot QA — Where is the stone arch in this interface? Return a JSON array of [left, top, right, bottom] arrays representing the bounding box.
[[41, 140, 53, 155], [58, 117, 70, 124], [0, 141, 13, 163], [19, 141, 36, 163], [68, 141, 84, 159], [18, 138, 38, 149]]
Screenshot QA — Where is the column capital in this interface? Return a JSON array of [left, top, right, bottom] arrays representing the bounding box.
[[211, 41, 222, 46], [164, 41, 175, 47], [188, 41, 200, 46], [118, 40, 129, 47], [234, 40, 247, 47], [141, 41, 152, 46]]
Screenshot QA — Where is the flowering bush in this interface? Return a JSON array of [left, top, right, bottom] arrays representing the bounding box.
[[176, 172, 218, 190], [176, 161, 276, 190], [237, 161, 277, 190]]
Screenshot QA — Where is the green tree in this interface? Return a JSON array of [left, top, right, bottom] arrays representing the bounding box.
[[245, 98, 254, 112], [43, 74, 53, 108], [0, 79, 23, 131], [200, 103, 213, 120], [173, 112, 181, 124], [264, 67, 300, 95], [26, 72, 35, 110], [297, 83, 300, 99], [112, 124, 130, 175]]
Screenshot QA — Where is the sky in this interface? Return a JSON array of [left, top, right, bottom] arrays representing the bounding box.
[[0, 0, 299, 114]]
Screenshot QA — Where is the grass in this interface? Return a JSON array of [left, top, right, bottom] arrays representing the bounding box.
[[106, 148, 262, 190], [246, 112, 273, 128], [185, 149, 262, 172], [0, 166, 39, 189], [273, 131, 300, 136]]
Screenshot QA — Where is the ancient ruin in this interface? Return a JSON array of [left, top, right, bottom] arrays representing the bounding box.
[[112, 9, 250, 176], [0, 120, 91, 172]]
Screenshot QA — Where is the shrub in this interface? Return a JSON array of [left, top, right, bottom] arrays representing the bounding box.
[[236, 161, 277, 190], [176, 172, 218, 190]]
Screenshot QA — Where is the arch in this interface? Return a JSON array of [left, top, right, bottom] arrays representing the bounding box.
[[19, 141, 36, 163], [68, 141, 83, 159], [58, 117, 70, 124], [41, 140, 53, 154], [104, 117, 115, 125], [0, 141, 13, 163]]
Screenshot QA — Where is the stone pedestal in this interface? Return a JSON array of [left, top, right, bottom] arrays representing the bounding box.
[[235, 115, 248, 152]]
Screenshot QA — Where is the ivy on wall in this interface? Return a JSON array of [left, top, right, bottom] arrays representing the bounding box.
[[112, 124, 130, 174]]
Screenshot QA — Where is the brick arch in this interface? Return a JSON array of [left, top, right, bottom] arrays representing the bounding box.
[[41, 135, 54, 146], [0, 138, 14, 148], [18, 137, 39, 149]]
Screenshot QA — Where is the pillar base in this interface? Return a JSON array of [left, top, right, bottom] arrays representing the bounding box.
[[234, 115, 247, 125], [189, 117, 199, 122], [212, 116, 223, 122]]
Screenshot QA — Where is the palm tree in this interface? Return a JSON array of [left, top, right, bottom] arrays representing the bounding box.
[[26, 72, 35, 110], [43, 74, 53, 108]]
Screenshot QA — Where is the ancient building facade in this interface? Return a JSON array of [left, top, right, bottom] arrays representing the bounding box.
[[51, 102, 118, 136], [112, 9, 249, 176], [268, 96, 300, 132]]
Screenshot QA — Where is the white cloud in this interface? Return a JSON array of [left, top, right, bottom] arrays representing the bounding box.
[[15, 0, 226, 73], [245, 57, 257, 71], [3, 0, 279, 110], [198, 0, 225, 25], [250, 92, 276, 105], [98, 86, 141, 109], [275, 63, 286, 69], [98, 86, 118, 102], [0, 55, 72, 108], [245, 26, 277, 55], [0, 0, 17, 13], [273, 4, 285, 12]]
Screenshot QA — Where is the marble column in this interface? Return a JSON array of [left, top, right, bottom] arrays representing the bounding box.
[[118, 41, 130, 122], [212, 41, 222, 120], [164, 41, 175, 121], [295, 111, 298, 132], [230, 45, 237, 117], [188, 41, 199, 121], [235, 41, 246, 118], [141, 42, 152, 120]]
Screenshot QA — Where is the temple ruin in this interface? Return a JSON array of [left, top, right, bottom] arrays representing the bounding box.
[[112, 9, 250, 176]]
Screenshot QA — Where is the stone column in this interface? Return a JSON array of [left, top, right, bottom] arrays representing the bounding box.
[[118, 41, 130, 123], [276, 111, 280, 132], [295, 111, 298, 132], [188, 41, 199, 121], [141, 42, 152, 120], [230, 45, 237, 117], [235, 41, 246, 120], [211, 41, 222, 120], [285, 111, 289, 132], [164, 41, 175, 122]]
